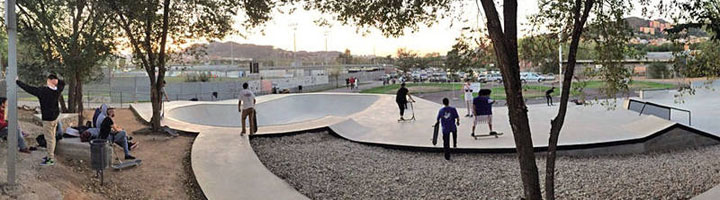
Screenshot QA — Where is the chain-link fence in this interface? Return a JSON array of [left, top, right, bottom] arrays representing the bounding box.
[[3, 69, 385, 109]]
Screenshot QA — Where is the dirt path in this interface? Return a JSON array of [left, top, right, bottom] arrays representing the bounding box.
[[1, 108, 202, 200]]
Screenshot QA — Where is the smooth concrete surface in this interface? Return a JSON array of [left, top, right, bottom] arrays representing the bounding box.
[[638, 87, 720, 135], [132, 92, 718, 199], [167, 94, 379, 127], [132, 97, 310, 200]]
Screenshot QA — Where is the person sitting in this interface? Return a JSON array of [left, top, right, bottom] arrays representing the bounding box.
[[0, 97, 34, 153], [99, 108, 138, 160]]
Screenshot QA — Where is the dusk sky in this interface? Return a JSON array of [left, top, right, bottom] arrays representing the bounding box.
[[223, 1, 659, 57]]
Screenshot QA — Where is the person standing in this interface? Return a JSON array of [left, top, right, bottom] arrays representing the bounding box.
[[545, 87, 555, 106], [349, 77, 356, 90], [17, 74, 65, 166], [436, 98, 460, 160], [472, 89, 496, 136], [395, 83, 415, 121], [345, 78, 350, 89], [238, 82, 256, 135], [354, 77, 360, 90], [463, 80, 474, 117]]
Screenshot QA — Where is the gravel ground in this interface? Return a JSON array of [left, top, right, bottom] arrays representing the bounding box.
[[251, 131, 720, 200]]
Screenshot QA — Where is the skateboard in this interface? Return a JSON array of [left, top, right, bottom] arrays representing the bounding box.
[[112, 159, 142, 170], [162, 125, 179, 137], [471, 131, 504, 139], [432, 121, 439, 145], [110, 145, 142, 170]]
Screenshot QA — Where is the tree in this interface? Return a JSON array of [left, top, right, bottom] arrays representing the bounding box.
[[336, 49, 353, 64], [530, 0, 641, 199], [101, 0, 265, 131], [519, 34, 559, 74], [395, 48, 419, 73], [16, 0, 115, 125]]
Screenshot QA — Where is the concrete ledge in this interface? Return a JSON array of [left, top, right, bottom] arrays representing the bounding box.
[[55, 137, 90, 161]]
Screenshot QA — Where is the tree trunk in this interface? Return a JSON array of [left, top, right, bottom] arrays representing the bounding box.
[[150, 82, 162, 131], [58, 95, 68, 113], [75, 71, 84, 126], [479, 0, 542, 199], [545, 1, 595, 200], [66, 76, 77, 113]]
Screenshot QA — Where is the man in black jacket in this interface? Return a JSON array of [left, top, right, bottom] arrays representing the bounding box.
[[17, 74, 65, 166]]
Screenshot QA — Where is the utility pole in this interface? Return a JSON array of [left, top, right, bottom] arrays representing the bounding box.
[[5, 0, 19, 186], [230, 41, 234, 66]]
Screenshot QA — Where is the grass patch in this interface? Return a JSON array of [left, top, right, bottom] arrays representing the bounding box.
[[359, 83, 463, 94], [581, 80, 675, 90]]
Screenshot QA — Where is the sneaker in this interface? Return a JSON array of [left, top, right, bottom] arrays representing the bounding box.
[[125, 155, 136, 160], [29, 147, 38, 151], [40, 158, 55, 166], [19, 148, 31, 154], [471, 132, 475, 137], [490, 131, 497, 136]]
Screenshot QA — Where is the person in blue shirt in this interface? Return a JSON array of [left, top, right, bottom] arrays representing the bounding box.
[[472, 89, 496, 136], [436, 98, 460, 160]]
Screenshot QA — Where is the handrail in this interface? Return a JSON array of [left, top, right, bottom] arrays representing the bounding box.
[[629, 99, 692, 125]]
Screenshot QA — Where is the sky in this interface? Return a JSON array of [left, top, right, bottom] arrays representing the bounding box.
[[223, 1, 658, 57]]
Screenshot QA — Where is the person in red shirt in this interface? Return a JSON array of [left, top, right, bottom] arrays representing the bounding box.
[[0, 97, 32, 153]]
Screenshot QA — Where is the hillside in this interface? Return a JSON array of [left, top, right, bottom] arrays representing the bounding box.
[[204, 41, 342, 63]]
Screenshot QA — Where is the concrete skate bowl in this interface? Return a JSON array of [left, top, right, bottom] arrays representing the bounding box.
[[165, 94, 380, 128]]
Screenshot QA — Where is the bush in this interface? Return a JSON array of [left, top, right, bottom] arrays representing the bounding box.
[[647, 63, 670, 79], [184, 71, 212, 82]]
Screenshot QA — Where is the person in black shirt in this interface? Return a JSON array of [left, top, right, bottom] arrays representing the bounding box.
[[17, 74, 65, 166], [100, 108, 137, 160], [545, 87, 555, 106], [395, 83, 415, 121]]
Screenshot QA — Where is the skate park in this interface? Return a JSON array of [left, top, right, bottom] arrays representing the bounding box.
[[130, 84, 720, 200]]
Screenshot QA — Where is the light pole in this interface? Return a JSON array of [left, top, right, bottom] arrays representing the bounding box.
[[5, 0, 19, 186], [289, 22, 298, 76]]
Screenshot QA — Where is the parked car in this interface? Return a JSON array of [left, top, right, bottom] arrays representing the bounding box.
[[520, 72, 546, 83], [478, 73, 503, 83], [543, 73, 556, 81]]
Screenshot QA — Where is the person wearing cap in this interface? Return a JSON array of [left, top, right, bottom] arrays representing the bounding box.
[[17, 74, 65, 166]]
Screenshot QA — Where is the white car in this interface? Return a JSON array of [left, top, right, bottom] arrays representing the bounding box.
[[520, 72, 546, 82], [478, 73, 503, 83]]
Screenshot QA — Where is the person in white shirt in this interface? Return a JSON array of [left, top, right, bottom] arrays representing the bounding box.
[[463, 80, 474, 117], [238, 82, 256, 135]]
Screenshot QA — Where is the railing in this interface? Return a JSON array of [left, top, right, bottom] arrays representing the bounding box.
[[627, 99, 692, 125]]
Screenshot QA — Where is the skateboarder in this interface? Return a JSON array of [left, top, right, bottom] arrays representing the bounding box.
[[545, 87, 555, 106], [436, 98, 459, 160], [463, 80, 473, 117], [395, 83, 415, 121], [472, 89, 496, 137], [17, 74, 65, 166], [238, 82, 256, 135]]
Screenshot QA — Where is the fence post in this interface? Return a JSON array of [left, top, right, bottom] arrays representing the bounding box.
[[134, 76, 138, 102], [120, 92, 123, 108]]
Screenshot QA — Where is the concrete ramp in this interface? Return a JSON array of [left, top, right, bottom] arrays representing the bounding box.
[[166, 94, 379, 127]]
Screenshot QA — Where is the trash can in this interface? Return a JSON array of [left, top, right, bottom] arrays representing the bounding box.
[[90, 139, 111, 185]]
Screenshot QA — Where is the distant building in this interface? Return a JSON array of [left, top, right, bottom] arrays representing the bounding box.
[[562, 52, 675, 78]]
